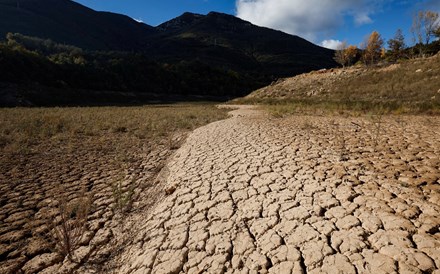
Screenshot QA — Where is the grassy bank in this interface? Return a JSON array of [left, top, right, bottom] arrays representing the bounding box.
[[261, 99, 440, 117]]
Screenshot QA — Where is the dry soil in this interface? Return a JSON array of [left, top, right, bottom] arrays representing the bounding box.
[[113, 106, 440, 274]]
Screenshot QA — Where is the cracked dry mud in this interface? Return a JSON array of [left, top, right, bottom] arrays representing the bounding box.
[[117, 106, 440, 274], [0, 136, 177, 274]]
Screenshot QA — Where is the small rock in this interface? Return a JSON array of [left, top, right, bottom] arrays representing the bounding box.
[[165, 184, 177, 195]]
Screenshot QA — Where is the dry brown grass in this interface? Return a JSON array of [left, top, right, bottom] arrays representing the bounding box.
[[233, 54, 440, 115], [0, 104, 229, 153], [44, 188, 91, 262]]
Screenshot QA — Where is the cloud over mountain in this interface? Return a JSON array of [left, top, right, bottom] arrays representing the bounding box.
[[321, 39, 344, 50], [235, 0, 383, 42]]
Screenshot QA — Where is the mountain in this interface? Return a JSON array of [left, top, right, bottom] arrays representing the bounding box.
[[0, 0, 156, 50], [0, 0, 339, 106], [151, 12, 335, 77], [0, 0, 336, 75]]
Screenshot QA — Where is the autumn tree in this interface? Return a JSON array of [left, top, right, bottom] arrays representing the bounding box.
[[380, 47, 387, 59], [334, 42, 358, 67], [345, 45, 358, 66], [387, 29, 406, 60], [363, 31, 384, 65]]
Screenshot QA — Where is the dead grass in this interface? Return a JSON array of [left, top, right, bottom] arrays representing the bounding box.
[[45, 188, 91, 262], [0, 103, 229, 153], [233, 54, 440, 115]]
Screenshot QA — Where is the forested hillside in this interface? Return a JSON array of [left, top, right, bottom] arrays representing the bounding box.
[[0, 34, 265, 106]]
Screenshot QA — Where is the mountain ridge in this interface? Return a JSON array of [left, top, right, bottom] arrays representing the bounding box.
[[146, 11, 336, 76], [0, 0, 156, 50], [0, 0, 336, 75], [0, 0, 339, 105]]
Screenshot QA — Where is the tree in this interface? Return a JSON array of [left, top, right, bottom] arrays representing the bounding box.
[[345, 45, 358, 66], [387, 29, 406, 60], [334, 42, 358, 67], [363, 31, 384, 65], [380, 47, 387, 59], [334, 41, 348, 67], [411, 11, 440, 56], [424, 11, 439, 44], [435, 26, 440, 39], [411, 11, 423, 50]]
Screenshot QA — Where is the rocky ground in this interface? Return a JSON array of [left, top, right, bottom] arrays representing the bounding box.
[[115, 106, 440, 274]]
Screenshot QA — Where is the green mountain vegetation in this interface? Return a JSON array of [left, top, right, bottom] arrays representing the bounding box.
[[0, 0, 337, 106], [150, 12, 336, 77], [0, 34, 265, 106], [0, 0, 155, 50]]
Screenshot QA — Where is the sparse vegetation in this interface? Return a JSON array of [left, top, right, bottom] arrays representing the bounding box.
[[0, 104, 229, 153], [45, 189, 92, 262], [111, 179, 135, 217], [332, 122, 350, 161], [0, 104, 229, 273], [234, 53, 440, 115], [368, 110, 385, 150]]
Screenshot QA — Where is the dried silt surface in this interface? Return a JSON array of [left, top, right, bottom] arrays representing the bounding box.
[[117, 106, 440, 274]]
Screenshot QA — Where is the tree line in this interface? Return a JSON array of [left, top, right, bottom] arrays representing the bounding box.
[[334, 10, 440, 67], [0, 33, 269, 105]]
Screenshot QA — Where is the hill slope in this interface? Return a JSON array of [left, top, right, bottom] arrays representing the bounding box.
[[0, 0, 155, 50], [0, 1, 336, 76], [0, 0, 339, 105], [150, 12, 336, 76], [239, 54, 440, 114]]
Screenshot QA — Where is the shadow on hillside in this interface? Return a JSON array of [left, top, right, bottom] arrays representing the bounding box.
[[0, 83, 233, 107]]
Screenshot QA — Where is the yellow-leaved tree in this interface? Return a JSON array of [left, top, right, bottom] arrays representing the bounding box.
[[363, 31, 384, 65], [334, 42, 358, 67]]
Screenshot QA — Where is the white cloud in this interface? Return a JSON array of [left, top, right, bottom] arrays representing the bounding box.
[[321, 39, 344, 50], [354, 13, 373, 25], [133, 18, 143, 23], [235, 0, 381, 42]]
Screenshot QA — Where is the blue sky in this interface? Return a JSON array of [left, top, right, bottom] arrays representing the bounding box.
[[74, 0, 440, 49]]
